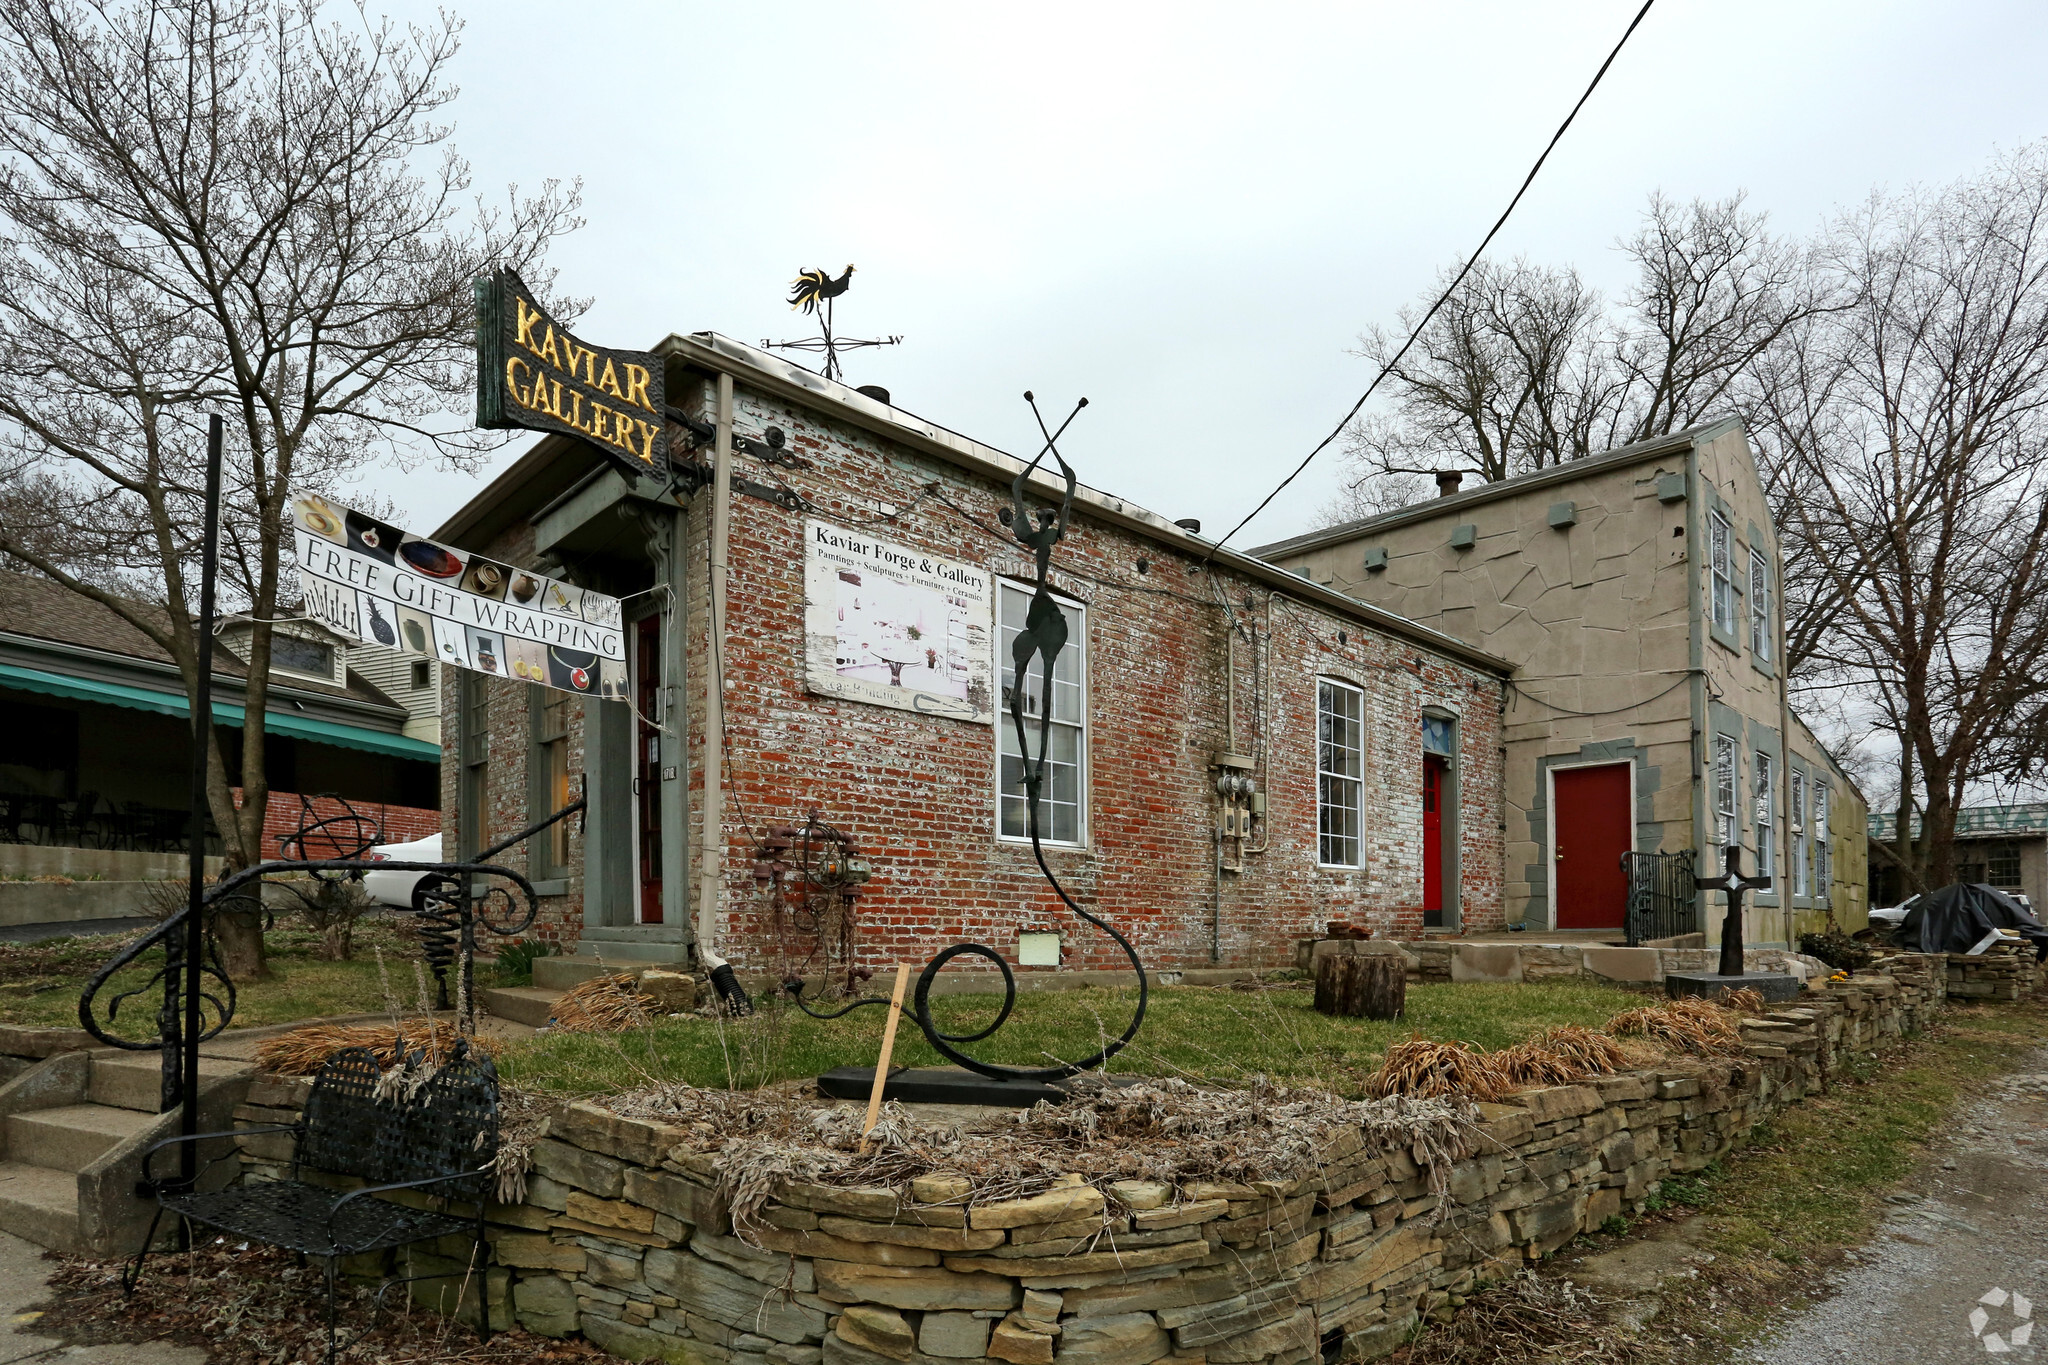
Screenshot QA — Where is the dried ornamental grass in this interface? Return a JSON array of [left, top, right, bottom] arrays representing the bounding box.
[[1605, 996, 1746, 1056], [1531, 1023, 1633, 1074], [252, 1019, 501, 1075], [548, 972, 655, 1033], [1719, 985, 1768, 1016], [1365, 1037, 1512, 1100], [595, 1073, 1483, 1236]]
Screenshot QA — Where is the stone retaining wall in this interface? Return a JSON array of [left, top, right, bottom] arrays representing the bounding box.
[[224, 953, 2004, 1364]]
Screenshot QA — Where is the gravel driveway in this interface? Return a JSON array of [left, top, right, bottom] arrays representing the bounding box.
[[1743, 1054, 2048, 1363]]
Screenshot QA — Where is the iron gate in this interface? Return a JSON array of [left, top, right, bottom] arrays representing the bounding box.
[[1622, 849, 1698, 945]]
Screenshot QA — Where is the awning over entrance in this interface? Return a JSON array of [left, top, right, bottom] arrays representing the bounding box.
[[0, 662, 439, 763]]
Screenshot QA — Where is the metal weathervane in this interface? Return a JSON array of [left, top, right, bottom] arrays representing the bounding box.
[[787, 393, 1149, 1081], [763, 265, 901, 383]]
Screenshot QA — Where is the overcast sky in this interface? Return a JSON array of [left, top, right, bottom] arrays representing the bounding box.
[[357, 0, 2048, 551]]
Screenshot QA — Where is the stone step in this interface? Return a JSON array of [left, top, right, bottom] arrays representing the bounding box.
[[89, 1055, 248, 1113], [479, 986, 563, 1029], [0, 1160, 81, 1253], [532, 955, 652, 992], [6, 1104, 155, 1174]]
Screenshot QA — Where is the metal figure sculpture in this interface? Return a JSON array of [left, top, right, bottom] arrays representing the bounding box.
[[786, 393, 1149, 1082]]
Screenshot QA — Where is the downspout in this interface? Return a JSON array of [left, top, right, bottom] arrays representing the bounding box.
[[696, 372, 749, 1012], [1776, 539, 1796, 953]]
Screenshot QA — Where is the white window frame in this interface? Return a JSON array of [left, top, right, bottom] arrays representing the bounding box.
[[1316, 677, 1366, 869], [1754, 751, 1775, 884], [1814, 783, 1830, 897], [1713, 736, 1738, 856], [1789, 768, 1808, 898], [1749, 548, 1772, 661], [270, 630, 342, 685], [996, 581, 1087, 847], [1709, 513, 1736, 637]]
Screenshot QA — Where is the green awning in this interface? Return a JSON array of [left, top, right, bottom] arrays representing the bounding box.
[[0, 662, 440, 763]]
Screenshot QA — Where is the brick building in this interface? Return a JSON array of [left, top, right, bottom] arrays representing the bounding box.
[[433, 334, 1511, 985]]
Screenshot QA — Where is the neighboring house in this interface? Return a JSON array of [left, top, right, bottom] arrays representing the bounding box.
[[0, 569, 440, 859], [1868, 804, 2048, 910], [433, 333, 1515, 977], [1256, 420, 1869, 947], [215, 617, 442, 748]]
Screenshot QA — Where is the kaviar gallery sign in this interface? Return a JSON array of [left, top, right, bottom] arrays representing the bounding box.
[[475, 269, 668, 478]]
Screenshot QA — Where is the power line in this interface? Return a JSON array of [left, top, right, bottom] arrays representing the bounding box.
[[1206, 0, 1658, 559]]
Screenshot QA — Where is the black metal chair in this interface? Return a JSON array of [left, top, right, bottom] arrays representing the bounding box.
[[133, 1043, 500, 1362]]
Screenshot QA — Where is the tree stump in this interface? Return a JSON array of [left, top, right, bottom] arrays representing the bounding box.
[[1314, 952, 1406, 1020]]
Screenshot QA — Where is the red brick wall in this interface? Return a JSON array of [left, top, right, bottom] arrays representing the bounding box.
[[448, 375, 1508, 974], [230, 789, 441, 862]]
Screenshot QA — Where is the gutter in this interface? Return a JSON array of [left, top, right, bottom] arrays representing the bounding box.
[[0, 631, 410, 731], [654, 333, 1514, 677]]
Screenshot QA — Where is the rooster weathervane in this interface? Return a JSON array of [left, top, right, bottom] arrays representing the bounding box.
[[763, 264, 901, 384]]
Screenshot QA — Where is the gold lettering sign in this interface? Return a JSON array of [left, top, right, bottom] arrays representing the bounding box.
[[475, 270, 668, 477]]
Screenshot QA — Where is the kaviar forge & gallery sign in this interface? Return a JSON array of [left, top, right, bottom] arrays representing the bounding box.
[[475, 269, 668, 478]]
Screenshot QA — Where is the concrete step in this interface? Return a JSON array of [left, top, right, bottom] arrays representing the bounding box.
[[532, 955, 652, 992], [6, 1104, 155, 1174], [89, 1055, 248, 1113], [479, 986, 562, 1029], [0, 1160, 81, 1253]]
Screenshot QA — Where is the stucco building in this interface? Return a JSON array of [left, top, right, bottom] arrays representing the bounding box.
[[433, 333, 1514, 991], [1256, 420, 1868, 948]]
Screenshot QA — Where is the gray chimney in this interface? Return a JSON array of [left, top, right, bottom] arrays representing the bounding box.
[[1435, 470, 1465, 498]]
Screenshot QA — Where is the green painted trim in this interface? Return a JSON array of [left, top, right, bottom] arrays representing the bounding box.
[[0, 662, 438, 762]]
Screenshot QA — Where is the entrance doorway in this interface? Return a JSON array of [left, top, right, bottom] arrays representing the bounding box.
[[1422, 755, 1448, 925], [634, 616, 662, 924], [1552, 763, 1631, 929]]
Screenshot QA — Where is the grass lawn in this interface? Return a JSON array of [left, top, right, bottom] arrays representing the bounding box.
[[0, 916, 461, 1038], [497, 976, 1647, 1097]]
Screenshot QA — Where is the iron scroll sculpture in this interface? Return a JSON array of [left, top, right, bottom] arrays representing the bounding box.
[[786, 394, 1149, 1081]]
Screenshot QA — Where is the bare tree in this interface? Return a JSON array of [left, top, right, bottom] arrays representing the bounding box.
[[1331, 194, 1818, 520], [0, 0, 580, 978], [1754, 147, 2048, 893]]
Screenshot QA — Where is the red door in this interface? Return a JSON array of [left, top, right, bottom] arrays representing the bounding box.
[[1422, 756, 1447, 919], [1553, 763, 1631, 928], [635, 617, 663, 925]]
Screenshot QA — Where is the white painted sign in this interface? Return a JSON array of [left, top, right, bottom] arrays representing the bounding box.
[[290, 492, 627, 701], [803, 519, 993, 723]]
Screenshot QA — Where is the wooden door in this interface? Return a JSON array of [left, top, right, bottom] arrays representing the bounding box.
[[1422, 756, 1447, 921], [1553, 763, 1631, 928], [635, 616, 662, 925]]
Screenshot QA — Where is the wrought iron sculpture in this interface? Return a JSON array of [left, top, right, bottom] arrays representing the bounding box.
[[786, 394, 1149, 1081], [1697, 845, 1773, 975], [79, 799, 582, 1151], [763, 263, 901, 383]]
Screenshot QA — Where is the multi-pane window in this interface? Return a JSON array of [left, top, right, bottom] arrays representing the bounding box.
[[531, 688, 574, 872], [1710, 513, 1736, 636], [460, 671, 491, 857], [1754, 751, 1775, 882], [1814, 784, 1831, 897], [1789, 769, 1808, 897], [998, 583, 1086, 844], [1714, 736, 1738, 856], [1749, 549, 1772, 660], [1988, 841, 2023, 889], [1317, 679, 1365, 867]]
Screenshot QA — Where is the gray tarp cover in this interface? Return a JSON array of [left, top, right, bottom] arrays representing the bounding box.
[[1896, 882, 2048, 958]]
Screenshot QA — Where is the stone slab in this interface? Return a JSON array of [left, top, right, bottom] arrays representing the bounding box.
[[1665, 971, 1802, 1003], [1581, 947, 1663, 983], [1449, 945, 1523, 984]]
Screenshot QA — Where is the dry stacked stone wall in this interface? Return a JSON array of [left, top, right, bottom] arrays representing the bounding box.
[[233, 954, 2011, 1364]]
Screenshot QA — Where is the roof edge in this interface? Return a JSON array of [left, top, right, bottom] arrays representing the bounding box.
[[1250, 418, 1744, 561]]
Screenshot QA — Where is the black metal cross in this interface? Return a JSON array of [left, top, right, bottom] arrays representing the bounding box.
[[1697, 845, 1772, 977]]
